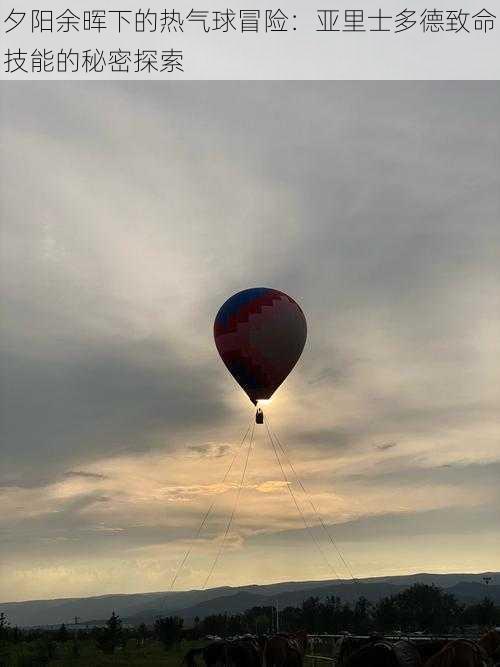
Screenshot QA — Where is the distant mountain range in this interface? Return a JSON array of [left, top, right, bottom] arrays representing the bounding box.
[[2, 572, 499, 628]]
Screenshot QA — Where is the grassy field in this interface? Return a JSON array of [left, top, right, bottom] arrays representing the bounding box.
[[0, 639, 206, 667]]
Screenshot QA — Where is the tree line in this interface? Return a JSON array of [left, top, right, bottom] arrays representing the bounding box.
[[0, 609, 185, 665], [197, 584, 500, 637]]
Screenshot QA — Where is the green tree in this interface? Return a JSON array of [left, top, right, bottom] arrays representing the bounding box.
[[353, 596, 373, 634], [374, 596, 399, 631], [463, 597, 499, 628], [302, 597, 322, 632], [154, 615, 184, 650], [56, 623, 68, 642], [375, 584, 461, 633], [0, 613, 8, 641], [0, 612, 10, 667], [136, 622, 148, 647], [96, 611, 123, 654], [280, 605, 303, 632]]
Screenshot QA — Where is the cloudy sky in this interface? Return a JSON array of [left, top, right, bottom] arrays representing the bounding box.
[[1, 82, 499, 603]]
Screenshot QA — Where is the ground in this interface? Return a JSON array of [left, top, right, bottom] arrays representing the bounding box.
[[0, 639, 207, 667]]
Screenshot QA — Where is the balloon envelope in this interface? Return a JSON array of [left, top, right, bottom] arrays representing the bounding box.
[[214, 287, 307, 404]]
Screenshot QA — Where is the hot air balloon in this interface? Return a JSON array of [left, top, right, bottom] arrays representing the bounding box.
[[170, 291, 356, 595], [214, 287, 307, 421]]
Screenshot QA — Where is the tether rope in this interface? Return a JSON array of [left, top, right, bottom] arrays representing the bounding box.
[[265, 420, 343, 581], [169, 420, 253, 591], [202, 421, 256, 590], [267, 418, 359, 585]]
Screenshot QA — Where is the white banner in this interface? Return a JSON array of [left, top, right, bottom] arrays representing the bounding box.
[[1, 1, 499, 80]]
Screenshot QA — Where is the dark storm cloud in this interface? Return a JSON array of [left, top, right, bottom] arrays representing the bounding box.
[[290, 428, 361, 450], [251, 504, 500, 547], [0, 338, 230, 484], [0, 489, 237, 563], [308, 367, 343, 385], [341, 458, 500, 491], [374, 442, 397, 451], [0, 478, 52, 490], [306, 355, 368, 386], [0, 470, 107, 490], [64, 471, 109, 480]]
